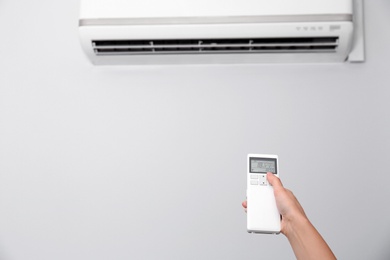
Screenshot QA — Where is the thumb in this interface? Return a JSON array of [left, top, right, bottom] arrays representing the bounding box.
[[267, 172, 283, 190]]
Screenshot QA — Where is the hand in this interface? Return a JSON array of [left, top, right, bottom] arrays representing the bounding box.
[[242, 172, 307, 236], [242, 172, 336, 259]]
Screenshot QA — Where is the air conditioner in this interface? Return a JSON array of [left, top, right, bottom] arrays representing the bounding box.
[[79, 0, 365, 65]]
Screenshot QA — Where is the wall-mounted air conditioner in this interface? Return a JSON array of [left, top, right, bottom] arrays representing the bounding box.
[[79, 0, 365, 65]]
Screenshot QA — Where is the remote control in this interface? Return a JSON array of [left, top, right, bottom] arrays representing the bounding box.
[[247, 154, 281, 234]]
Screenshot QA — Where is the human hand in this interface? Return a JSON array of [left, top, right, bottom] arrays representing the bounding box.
[[242, 172, 307, 236], [243, 173, 336, 259]]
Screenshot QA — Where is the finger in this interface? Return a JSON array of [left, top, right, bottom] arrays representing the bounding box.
[[242, 201, 247, 209], [267, 172, 283, 189]]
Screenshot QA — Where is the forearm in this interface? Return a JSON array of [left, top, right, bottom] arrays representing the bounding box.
[[284, 214, 336, 260]]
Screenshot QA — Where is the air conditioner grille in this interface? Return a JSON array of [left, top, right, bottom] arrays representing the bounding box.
[[92, 37, 339, 55]]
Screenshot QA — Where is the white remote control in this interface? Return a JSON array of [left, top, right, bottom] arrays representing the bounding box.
[[247, 154, 281, 234]]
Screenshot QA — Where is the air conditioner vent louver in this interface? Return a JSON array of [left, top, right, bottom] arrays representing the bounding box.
[[92, 37, 338, 55]]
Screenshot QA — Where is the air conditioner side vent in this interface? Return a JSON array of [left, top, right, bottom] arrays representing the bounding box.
[[92, 37, 339, 55]]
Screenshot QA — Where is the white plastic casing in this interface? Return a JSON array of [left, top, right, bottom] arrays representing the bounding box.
[[247, 154, 281, 234], [78, 0, 363, 65], [80, 0, 352, 19]]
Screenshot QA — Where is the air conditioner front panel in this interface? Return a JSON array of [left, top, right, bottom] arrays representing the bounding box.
[[79, 21, 353, 65]]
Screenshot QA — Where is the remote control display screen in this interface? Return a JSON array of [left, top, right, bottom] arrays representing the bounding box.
[[250, 158, 277, 173]]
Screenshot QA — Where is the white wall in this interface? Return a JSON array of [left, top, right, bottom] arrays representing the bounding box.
[[0, 1, 389, 259]]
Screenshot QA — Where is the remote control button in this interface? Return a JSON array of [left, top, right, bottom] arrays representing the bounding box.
[[250, 180, 259, 185], [259, 175, 268, 186], [250, 175, 259, 179]]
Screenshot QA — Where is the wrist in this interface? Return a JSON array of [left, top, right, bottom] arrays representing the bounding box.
[[281, 212, 337, 260], [282, 211, 310, 238]]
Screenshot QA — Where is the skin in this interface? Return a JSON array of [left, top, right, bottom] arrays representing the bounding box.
[[243, 172, 336, 260]]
